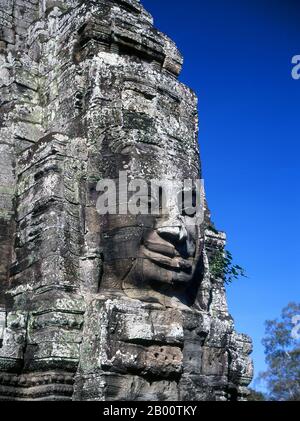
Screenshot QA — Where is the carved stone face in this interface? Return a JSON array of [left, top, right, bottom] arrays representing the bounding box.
[[96, 63, 204, 304], [135, 201, 201, 298], [101, 180, 203, 305], [99, 155, 204, 305]]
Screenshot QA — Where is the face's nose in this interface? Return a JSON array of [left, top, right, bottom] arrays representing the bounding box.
[[157, 224, 188, 244]]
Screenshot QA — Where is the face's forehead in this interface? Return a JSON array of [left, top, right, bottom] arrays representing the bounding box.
[[100, 142, 200, 182], [94, 56, 200, 183], [121, 76, 199, 178]]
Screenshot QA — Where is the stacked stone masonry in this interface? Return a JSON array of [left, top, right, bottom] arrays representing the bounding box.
[[0, 0, 253, 400]]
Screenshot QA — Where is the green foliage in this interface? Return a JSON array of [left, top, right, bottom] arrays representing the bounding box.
[[210, 249, 246, 284], [259, 302, 300, 401]]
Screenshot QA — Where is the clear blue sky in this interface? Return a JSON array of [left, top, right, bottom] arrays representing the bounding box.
[[142, 0, 300, 391]]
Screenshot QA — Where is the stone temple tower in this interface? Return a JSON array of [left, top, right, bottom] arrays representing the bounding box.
[[0, 0, 253, 400]]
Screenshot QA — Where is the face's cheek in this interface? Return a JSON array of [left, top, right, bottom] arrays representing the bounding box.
[[184, 217, 198, 258], [101, 211, 200, 291]]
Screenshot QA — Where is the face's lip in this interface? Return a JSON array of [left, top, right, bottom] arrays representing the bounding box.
[[141, 244, 193, 273]]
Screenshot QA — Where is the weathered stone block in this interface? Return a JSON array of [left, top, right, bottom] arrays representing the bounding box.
[[0, 310, 5, 343], [0, 0, 253, 401], [73, 373, 179, 401]]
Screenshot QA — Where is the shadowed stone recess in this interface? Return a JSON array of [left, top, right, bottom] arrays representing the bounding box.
[[0, 0, 253, 400]]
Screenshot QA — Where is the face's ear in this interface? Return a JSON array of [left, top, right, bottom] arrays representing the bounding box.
[[185, 247, 206, 308]]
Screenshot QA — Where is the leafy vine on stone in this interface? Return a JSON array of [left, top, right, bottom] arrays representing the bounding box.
[[210, 248, 246, 284]]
